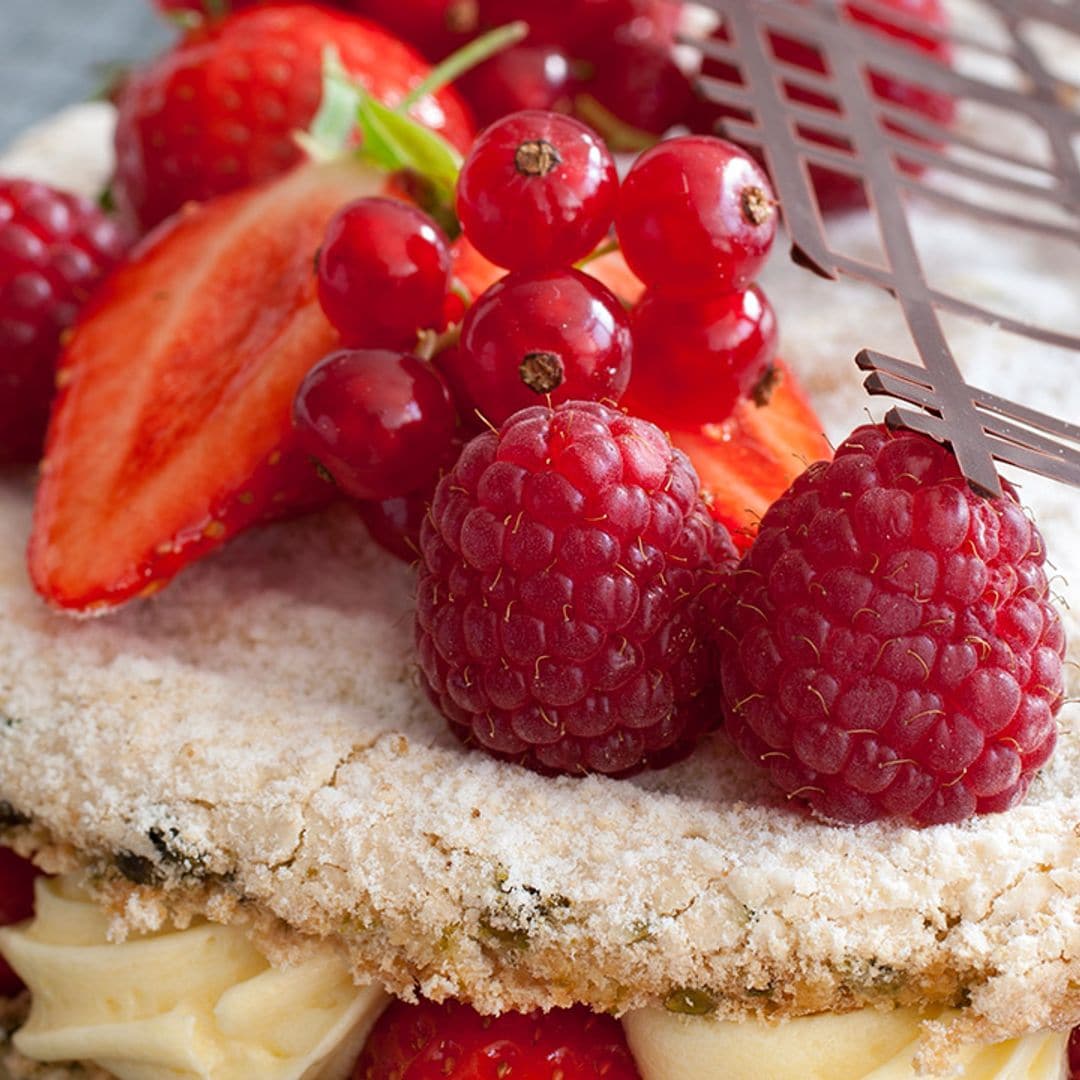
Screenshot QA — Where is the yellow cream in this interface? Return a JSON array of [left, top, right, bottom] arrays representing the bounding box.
[[623, 1005, 1068, 1080], [0, 876, 388, 1080]]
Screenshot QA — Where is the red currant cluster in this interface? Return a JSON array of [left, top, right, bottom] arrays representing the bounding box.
[[293, 112, 782, 561], [292, 197, 460, 559], [619, 136, 780, 423]]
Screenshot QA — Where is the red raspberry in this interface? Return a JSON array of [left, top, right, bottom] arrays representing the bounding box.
[[352, 997, 641, 1079], [417, 401, 738, 776], [0, 178, 125, 463], [719, 424, 1065, 827]]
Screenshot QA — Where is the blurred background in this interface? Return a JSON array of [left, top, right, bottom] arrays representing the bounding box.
[[0, 0, 169, 147]]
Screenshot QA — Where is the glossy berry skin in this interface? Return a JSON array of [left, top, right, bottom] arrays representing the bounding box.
[[317, 198, 451, 351], [115, 4, 473, 231], [583, 40, 694, 137], [357, 491, 428, 562], [347, 0, 478, 59], [456, 110, 618, 272], [0, 178, 125, 462], [459, 46, 574, 129], [0, 848, 40, 997], [1069, 1027, 1080, 1079], [616, 137, 777, 296], [630, 285, 778, 424], [457, 269, 633, 426], [478, 0, 676, 53], [719, 424, 1065, 827], [353, 998, 641, 1079], [417, 400, 738, 776], [293, 349, 457, 502]]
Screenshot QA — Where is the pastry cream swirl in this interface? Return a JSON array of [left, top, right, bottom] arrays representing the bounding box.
[[623, 1004, 1068, 1080], [0, 876, 388, 1080]]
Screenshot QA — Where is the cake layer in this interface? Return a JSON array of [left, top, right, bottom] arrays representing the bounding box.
[[3, 2, 1080, 1054]]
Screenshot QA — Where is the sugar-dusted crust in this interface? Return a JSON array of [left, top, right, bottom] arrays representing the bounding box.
[[3, 0, 1080, 1055], [2, 463, 1079, 1045]]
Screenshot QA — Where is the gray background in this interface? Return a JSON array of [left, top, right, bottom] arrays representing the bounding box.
[[0, 0, 170, 147]]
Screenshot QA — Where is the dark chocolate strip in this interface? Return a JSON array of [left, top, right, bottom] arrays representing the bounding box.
[[691, 0, 1080, 496]]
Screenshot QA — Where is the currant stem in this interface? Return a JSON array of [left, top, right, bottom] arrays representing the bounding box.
[[398, 22, 530, 112]]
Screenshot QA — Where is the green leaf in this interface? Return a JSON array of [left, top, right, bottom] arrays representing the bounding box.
[[299, 48, 363, 162], [357, 95, 463, 204]]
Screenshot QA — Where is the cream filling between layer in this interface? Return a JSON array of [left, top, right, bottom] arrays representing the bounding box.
[[0, 876, 1069, 1080], [624, 1004, 1069, 1080], [0, 877, 389, 1080]]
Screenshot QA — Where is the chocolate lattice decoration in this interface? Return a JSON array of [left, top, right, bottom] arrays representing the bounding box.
[[692, 0, 1080, 496]]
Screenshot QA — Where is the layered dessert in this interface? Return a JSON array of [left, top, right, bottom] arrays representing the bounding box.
[[0, 0, 1078, 1077]]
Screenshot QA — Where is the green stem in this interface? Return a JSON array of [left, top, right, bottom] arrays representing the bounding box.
[[575, 238, 620, 268], [399, 22, 529, 112]]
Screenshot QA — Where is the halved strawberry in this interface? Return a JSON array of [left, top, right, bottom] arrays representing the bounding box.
[[644, 361, 832, 551], [30, 159, 388, 613]]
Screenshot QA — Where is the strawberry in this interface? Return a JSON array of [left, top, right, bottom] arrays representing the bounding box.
[[30, 159, 388, 613], [352, 998, 641, 1078], [114, 3, 474, 232]]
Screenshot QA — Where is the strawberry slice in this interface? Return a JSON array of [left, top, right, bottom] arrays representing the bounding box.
[[30, 159, 387, 613], [645, 361, 832, 551]]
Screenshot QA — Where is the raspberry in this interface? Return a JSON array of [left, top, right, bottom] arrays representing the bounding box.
[[0, 178, 125, 462], [352, 997, 641, 1078], [416, 401, 738, 775], [719, 424, 1065, 826]]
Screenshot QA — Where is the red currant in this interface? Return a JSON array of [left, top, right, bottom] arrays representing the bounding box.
[[456, 268, 632, 425], [349, 0, 478, 59], [0, 847, 40, 997], [581, 39, 694, 137], [477, 0, 677, 51], [356, 490, 429, 562], [628, 284, 778, 422], [455, 110, 618, 272], [316, 198, 451, 352], [293, 349, 457, 501], [615, 136, 778, 295], [459, 45, 574, 129]]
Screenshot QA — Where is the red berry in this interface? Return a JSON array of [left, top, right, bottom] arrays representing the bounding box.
[[630, 285, 778, 424], [417, 400, 738, 775], [115, 5, 473, 232], [293, 349, 457, 501], [317, 198, 451, 351], [456, 110, 618, 272], [457, 269, 633, 426], [0, 178, 125, 463], [346, 0, 478, 59], [718, 424, 1065, 827], [616, 136, 777, 295], [582, 40, 694, 137], [478, 0, 676, 53], [0, 848, 40, 997], [1069, 1027, 1080, 1078], [353, 997, 642, 1079], [357, 490, 429, 562], [459, 45, 575, 129]]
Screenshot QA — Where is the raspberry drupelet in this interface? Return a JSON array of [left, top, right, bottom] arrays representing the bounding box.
[[0, 178, 125, 462], [719, 424, 1065, 826], [416, 400, 738, 775]]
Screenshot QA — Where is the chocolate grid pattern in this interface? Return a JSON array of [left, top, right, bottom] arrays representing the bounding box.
[[693, 0, 1080, 496]]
